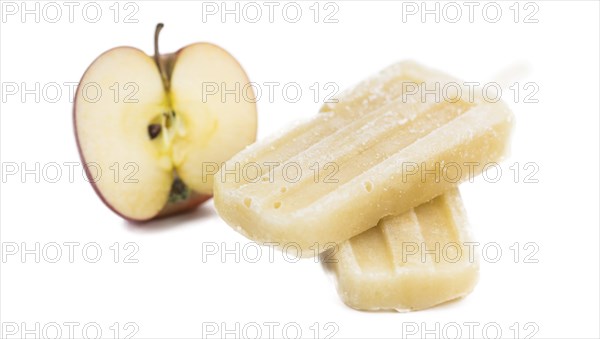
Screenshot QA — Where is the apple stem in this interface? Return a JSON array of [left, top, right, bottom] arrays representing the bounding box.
[[154, 23, 170, 92]]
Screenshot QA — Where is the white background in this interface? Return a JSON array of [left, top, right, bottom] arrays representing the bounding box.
[[1, 1, 599, 338]]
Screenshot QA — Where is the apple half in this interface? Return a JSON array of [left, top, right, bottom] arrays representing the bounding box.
[[74, 24, 257, 221]]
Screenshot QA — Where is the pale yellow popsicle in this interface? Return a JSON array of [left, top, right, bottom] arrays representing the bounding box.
[[213, 61, 513, 254], [324, 189, 478, 312]]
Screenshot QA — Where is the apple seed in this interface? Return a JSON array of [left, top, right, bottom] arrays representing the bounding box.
[[148, 124, 162, 139]]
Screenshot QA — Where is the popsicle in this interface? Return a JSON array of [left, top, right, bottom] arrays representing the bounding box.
[[323, 189, 479, 311], [213, 61, 513, 254]]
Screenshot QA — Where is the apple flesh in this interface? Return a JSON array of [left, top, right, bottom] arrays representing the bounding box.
[[74, 24, 257, 221]]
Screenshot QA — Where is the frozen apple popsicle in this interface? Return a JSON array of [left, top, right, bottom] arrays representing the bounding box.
[[323, 189, 479, 311], [213, 61, 513, 254]]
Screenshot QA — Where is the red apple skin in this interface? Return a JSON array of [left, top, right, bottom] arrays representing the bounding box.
[[73, 46, 212, 222]]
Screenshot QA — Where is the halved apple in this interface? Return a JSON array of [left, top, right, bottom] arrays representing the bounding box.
[[74, 24, 257, 221]]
